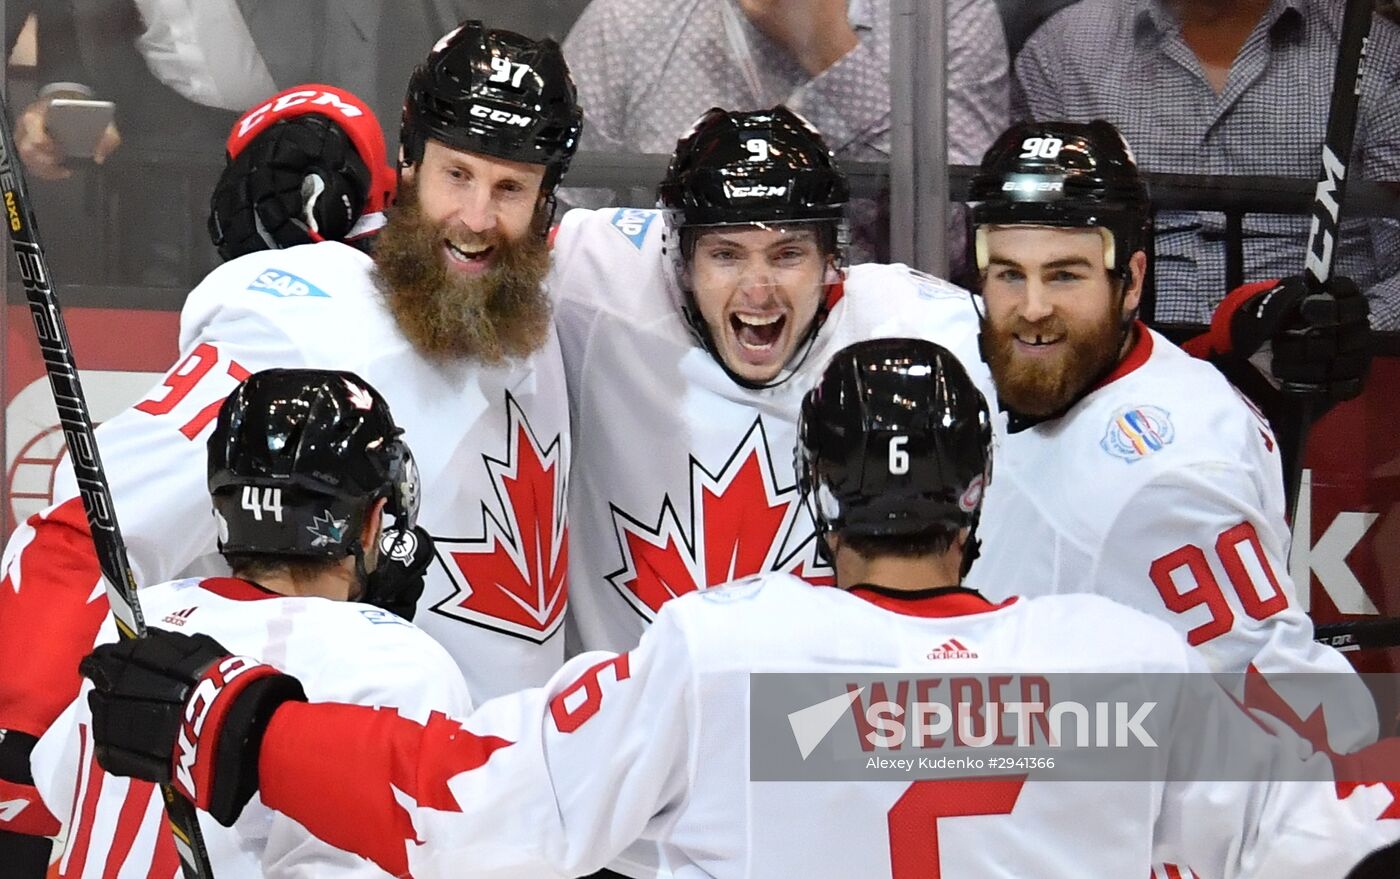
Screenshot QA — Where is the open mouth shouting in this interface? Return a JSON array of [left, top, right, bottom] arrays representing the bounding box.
[[728, 311, 789, 366], [444, 238, 496, 275]]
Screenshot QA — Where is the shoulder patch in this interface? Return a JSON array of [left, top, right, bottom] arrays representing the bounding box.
[[248, 269, 329, 299], [358, 607, 412, 627], [608, 208, 657, 250], [1100, 405, 1175, 462]]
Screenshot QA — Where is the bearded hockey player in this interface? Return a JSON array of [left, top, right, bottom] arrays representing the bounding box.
[[31, 369, 470, 878], [76, 339, 1400, 879], [0, 22, 581, 871], [962, 120, 1377, 755]]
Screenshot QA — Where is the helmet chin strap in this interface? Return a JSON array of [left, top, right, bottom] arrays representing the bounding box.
[[348, 541, 372, 601]]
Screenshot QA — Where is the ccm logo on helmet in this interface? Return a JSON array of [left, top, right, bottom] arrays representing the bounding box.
[[470, 104, 534, 127], [237, 90, 364, 138], [726, 184, 789, 198], [174, 656, 265, 803]]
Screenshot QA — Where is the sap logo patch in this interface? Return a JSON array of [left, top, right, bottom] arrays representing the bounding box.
[[1100, 405, 1175, 462], [699, 575, 766, 604], [359, 608, 411, 627], [248, 269, 328, 299], [609, 208, 656, 250]]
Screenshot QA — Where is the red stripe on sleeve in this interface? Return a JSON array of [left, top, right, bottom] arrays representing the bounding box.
[[102, 779, 160, 879], [61, 725, 106, 878], [261, 703, 513, 878]]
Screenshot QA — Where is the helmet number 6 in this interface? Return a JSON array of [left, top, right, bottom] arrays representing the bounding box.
[[889, 436, 910, 475]]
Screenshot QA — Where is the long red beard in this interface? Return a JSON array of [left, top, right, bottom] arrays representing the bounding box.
[[373, 180, 552, 364]]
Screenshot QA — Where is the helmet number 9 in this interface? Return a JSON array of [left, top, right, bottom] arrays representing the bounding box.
[[888, 436, 910, 475], [241, 486, 284, 523], [745, 138, 770, 163], [489, 57, 533, 88], [1019, 137, 1063, 160]]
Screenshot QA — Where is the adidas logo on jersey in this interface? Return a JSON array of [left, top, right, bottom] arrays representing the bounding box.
[[162, 607, 197, 628], [926, 638, 978, 660]]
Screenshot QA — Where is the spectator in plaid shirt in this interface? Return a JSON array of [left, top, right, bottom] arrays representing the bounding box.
[[1014, 0, 1400, 329]]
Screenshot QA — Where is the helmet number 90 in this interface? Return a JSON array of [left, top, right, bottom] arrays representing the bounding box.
[[1019, 137, 1063, 160], [241, 486, 284, 523], [745, 138, 770, 163], [888, 436, 910, 475], [489, 57, 533, 88]]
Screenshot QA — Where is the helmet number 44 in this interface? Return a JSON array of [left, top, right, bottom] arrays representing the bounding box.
[[489, 57, 533, 88], [888, 436, 910, 475], [241, 486, 284, 523], [1019, 137, 1063, 160]]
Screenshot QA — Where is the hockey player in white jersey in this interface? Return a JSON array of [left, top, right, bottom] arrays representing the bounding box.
[[961, 120, 1377, 754], [550, 107, 990, 659], [75, 339, 1400, 879], [0, 22, 581, 871], [32, 368, 472, 878]]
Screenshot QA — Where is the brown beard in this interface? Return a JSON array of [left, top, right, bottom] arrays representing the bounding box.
[[373, 178, 552, 364], [984, 304, 1126, 419]]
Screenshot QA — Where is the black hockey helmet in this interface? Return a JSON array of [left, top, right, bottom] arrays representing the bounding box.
[[207, 368, 419, 560], [969, 119, 1151, 279], [399, 20, 583, 190], [659, 106, 850, 233], [798, 338, 992, 545]]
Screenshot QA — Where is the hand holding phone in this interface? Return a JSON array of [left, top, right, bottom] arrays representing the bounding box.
[[46, 98, 119, 160]]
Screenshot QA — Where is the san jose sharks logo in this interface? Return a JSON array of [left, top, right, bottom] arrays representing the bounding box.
[[431, 395, 568, 643], [607, 417, 831, 621]]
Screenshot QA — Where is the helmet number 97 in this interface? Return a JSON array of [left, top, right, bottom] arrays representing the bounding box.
[[1019, 137, 1063, 160], [745, 138, 770, 163], [489, 57, 533, 88], [888, 436, 910, 475], [241, 486, 284, 523]]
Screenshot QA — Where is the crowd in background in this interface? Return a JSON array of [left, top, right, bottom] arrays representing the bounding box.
[[3, 0, 1400, 326]]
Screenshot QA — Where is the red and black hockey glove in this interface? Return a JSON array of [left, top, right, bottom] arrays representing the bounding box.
[[208, 84, 395, 261], [363, 525, 434, 622], [79, 630, 306, 827], [1186, 275, 1372, 403]]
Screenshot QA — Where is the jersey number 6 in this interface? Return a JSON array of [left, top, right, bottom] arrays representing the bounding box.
[[1148, 522, 1289, 646]]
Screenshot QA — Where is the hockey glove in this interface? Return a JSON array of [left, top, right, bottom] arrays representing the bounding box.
[[1187, 275, 1372, 403], [79, 630, 306, 826], [208, 113, 372, 260], [363, 525, 435, 621]]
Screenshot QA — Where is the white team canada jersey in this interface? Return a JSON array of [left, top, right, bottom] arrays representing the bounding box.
[[253, 575, 1400, 879], [15, 242, 571, 700], [967, 324, 1377, 751], [31, 576, 471, 878], [550, 207, 992, 657]]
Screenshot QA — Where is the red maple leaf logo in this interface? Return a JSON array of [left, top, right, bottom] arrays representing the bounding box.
[[607, 418, 830, 619], [431, 396, 568, 643]]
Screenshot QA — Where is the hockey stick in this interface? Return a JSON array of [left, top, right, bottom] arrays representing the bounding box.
[[1284, 0, 1374, 519], [0, 98, 218, 877], [1314, 617, 1400, 654]]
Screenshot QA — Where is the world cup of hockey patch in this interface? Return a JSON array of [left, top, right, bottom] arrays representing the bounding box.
[[1100, 405, 1175, 462]]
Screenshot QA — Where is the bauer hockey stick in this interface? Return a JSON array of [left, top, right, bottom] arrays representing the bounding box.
[[1284, 0, 1374, 519], [0, 96, 218, 878]]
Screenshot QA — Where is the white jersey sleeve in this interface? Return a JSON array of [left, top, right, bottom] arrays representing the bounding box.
[[258, 611, 697, 879]]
